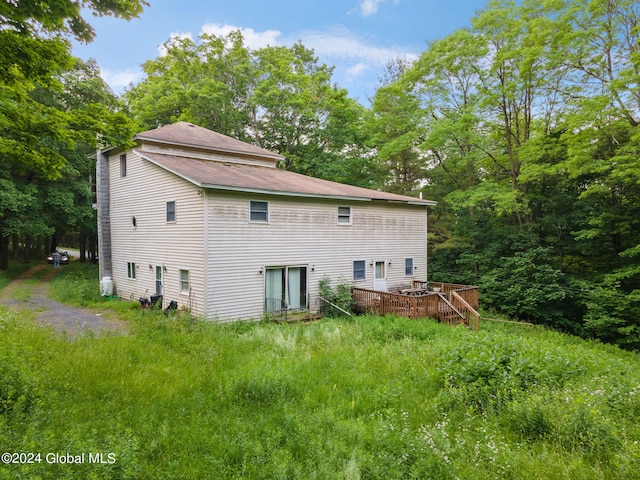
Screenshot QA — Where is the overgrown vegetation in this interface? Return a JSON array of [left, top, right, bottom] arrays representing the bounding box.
[[318, 275, 354, 317], [0, 263, 638, 479]]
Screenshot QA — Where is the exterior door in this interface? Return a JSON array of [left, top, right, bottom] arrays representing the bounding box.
[[265, 267, 285, 312], [286, 267, 307, 310], [265, 266, 308, 312], [155, 266, 163, 295], [374, 261, 387, 292]]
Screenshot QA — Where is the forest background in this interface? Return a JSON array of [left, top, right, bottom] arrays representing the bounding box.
[[1, 0, 639, 350]]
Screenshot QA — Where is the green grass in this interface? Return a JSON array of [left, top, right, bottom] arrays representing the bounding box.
[[0, 259, 37, 290], [1, 262, 639, 479]]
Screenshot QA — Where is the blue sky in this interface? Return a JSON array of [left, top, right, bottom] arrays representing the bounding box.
[[72, 0, 489, 105]]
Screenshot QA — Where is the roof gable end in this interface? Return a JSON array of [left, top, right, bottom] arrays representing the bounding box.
[[134, 122, 284, 165]]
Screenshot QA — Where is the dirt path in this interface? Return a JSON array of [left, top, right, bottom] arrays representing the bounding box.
[[0, 263, 127, 340]]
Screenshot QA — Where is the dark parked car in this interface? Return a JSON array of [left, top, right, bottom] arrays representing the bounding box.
[[47, 251, 69, 265]]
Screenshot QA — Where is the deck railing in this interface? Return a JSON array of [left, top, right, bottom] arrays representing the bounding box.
[[412, 281, 479, 310], [450, 290, 480, 330], [352, 281, 480, 330]]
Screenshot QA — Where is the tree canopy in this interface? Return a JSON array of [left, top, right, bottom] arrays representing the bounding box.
[[380, 0, 640, 348], [125, 31, 371, 182], [0, 0, 147, 268]]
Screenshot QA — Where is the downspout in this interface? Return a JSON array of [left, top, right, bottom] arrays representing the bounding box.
[[203, 189, 209, 319], [96, 149, 113, 282]]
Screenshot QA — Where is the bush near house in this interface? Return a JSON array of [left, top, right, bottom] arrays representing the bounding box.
[[0, 263, 638, 479]]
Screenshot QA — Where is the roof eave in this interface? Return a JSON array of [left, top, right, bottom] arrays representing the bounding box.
[[202, 184, 435, 205], [201, 183, 371, 202]]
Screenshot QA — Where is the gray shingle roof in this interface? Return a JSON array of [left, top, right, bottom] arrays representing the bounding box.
[[138, 151, 435, 205], [134, 122, 435, 206], [135, 122, 284, 161]]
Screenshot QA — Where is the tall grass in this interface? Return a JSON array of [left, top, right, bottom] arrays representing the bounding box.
[[0, 263, 639, 479]]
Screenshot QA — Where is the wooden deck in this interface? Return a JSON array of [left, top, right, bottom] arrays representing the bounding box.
[[352, 281, 480, 330]]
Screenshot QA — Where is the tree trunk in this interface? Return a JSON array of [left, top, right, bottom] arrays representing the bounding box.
[[0, 235, 8, 270], [79, 232, 87, 263], [23, 234, 31, 263]]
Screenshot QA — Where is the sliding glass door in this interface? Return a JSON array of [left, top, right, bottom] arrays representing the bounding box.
[[265, 266, 308, 312]]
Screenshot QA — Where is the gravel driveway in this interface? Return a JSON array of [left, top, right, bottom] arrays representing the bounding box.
[[0, 264, 127, 340]]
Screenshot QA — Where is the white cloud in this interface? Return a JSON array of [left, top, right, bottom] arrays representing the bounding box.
[[292, 27, 417, 103], [347, 63, 369, 77], [101, 68, 142, 91], [200, 23, 281, 50], [297, 27, 417, 67], [359, 0, 401, 17], [360, 0, 385, 16]]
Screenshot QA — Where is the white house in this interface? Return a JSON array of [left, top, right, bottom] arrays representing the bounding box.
[[96, 122, 436, 321]]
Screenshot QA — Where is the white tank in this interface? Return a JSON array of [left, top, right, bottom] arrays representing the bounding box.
[[100, 276, 113, 296]]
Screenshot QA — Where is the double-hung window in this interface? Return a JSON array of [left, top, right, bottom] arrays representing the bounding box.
[[250, 200, 269, 223], [353, 260, 366, 281], [405, 258, 414, 276], [179, 269, 189, 293], [166, 201, 176, 223], [337, 206, 352, 224]]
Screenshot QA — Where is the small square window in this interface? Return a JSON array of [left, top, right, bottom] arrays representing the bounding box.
[[120, 154, 127, 177], [338, 206, 352, 224], [166, 201, 176, 222], [179, 269, 189, 293], [353, 260, 366, 281], [127, 262, 136, 279], [405, 258, 414, 276], [250, 200, 269, 223]]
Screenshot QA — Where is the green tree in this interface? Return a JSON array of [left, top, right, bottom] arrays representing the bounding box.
[[392, 0, 640, 346], [126, 32, 253, 140], [0, 1, 146, 268], [366, 59, 426, 194], [126, 31, 369, 182]]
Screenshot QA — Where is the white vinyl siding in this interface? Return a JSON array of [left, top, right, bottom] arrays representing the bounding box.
[[109, 148, 428, 322], [205, 192, 427, 321], [109, 151, 205, 315]]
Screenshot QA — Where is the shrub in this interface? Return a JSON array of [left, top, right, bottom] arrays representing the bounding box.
[[318, 275, 353, 317]]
